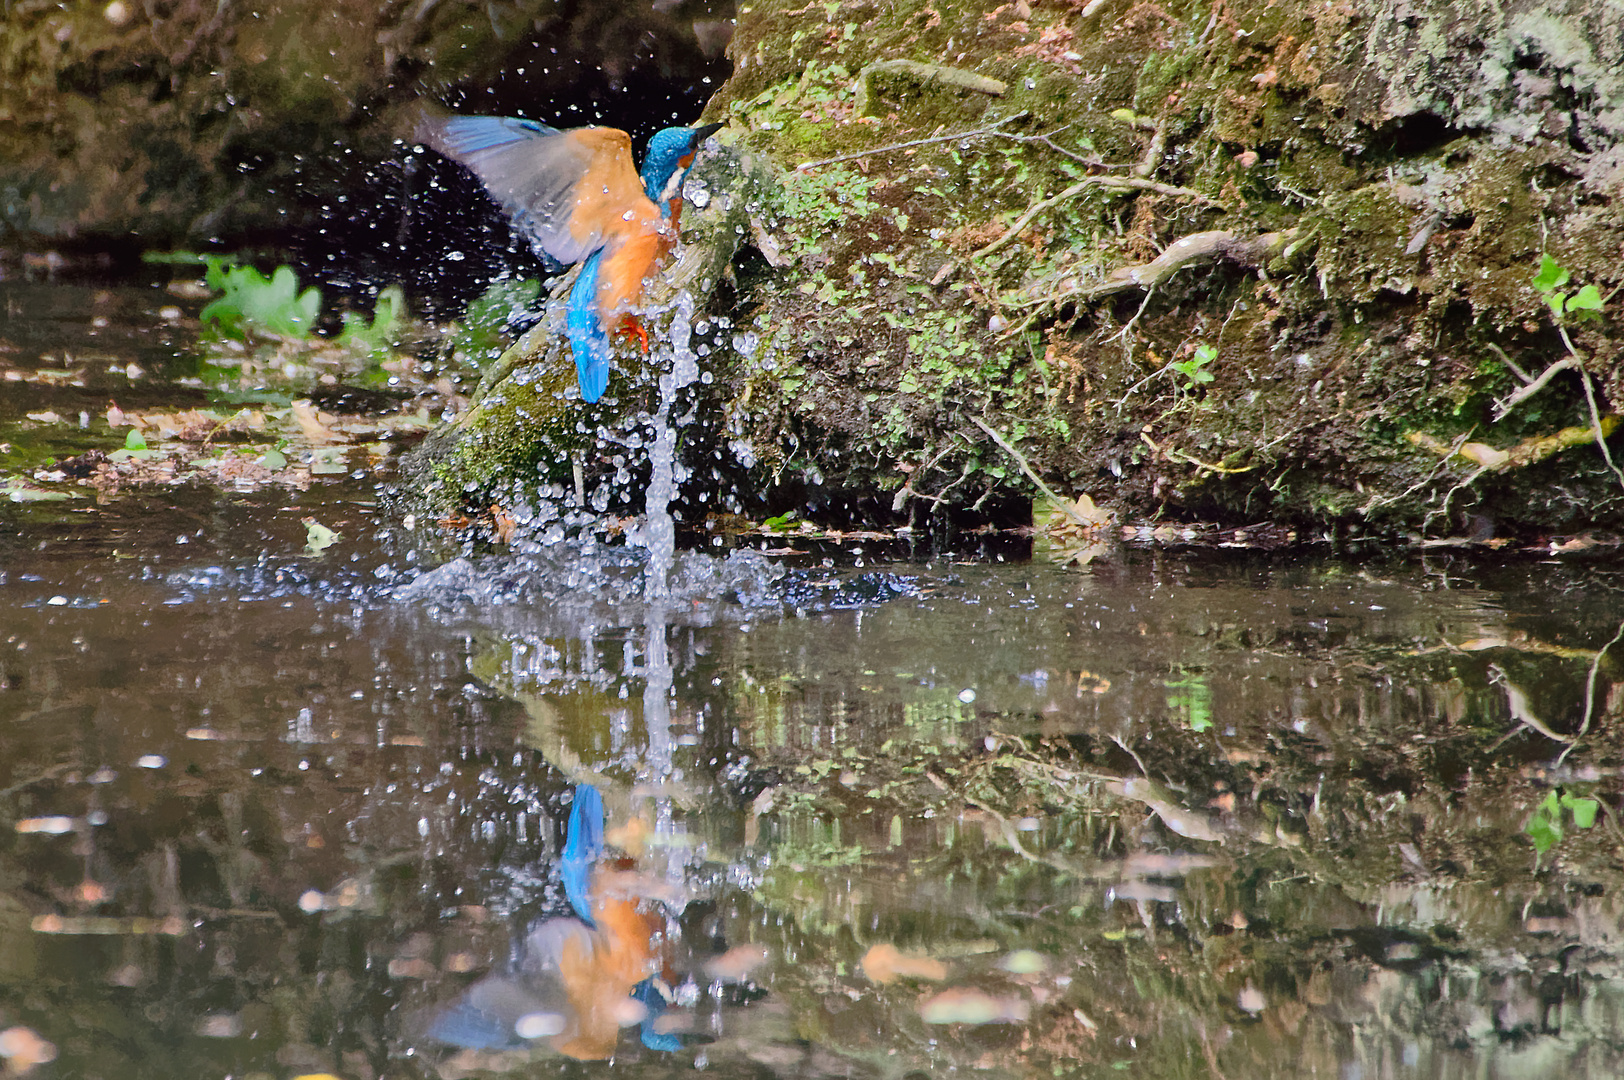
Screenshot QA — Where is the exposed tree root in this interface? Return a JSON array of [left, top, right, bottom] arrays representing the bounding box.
[[1406, 414, 1621, 471], [1012, 228, 1295, 313]]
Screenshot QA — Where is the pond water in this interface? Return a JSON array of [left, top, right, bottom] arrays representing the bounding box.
[[3, 281, 1624, 1080]]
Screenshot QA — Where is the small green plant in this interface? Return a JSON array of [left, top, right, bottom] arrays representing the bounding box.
[[451, 278, 542, 367], [338, 284, 406, 356], [1171, 343, 1217, 388], [1532, 254, 1604, 321], [145, 251, 322, 339], [201, 261, 320, 339], [1524, 788, 1599, 855]]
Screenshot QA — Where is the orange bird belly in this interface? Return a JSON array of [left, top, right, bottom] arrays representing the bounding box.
[[595, 229, 669, 319]]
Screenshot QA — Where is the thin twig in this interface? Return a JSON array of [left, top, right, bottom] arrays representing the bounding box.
[[795, 111, 1030, 170], [997, 126, 1105, 167], [1492, 356, 1578, 421], [1572, 339, 1624, 492], [1484, 341, 1532, 384], [969, 416, 1099, 529], [973, 177, 1223, 260]]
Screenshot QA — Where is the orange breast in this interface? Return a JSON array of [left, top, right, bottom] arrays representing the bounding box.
[[595, 228, 671, 319]]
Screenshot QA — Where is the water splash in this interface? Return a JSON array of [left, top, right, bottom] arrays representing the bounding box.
[[638, 291, 699, 600]]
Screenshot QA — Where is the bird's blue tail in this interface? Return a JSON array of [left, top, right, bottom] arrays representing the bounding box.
[[567, 254, 611, 403]]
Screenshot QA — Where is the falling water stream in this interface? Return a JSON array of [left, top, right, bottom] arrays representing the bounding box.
[[3, 282, 1624, 1080]]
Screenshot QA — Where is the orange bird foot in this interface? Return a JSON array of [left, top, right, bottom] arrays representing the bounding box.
[[613, 315, 649, 353]]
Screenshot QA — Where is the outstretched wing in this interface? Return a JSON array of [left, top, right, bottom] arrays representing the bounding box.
[[420, 116, 649, 268]]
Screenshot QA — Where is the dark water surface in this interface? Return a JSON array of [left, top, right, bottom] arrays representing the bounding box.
[[4, 283, 1624, 1080]]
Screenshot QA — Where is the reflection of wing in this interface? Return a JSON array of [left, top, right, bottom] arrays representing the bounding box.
[[421, 117, 654, 269], [422, 974, 556, 1050]]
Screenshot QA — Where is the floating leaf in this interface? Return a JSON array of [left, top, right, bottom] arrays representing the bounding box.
[[919, 988, 1029, 1025], [303, 518, 340, 555], [125, 428, 148, 451], [862, 943, 947, 984]]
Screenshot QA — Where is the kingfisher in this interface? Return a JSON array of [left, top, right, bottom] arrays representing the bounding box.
[[420, 114, 723, 403], [420, 783, 683, 1056]]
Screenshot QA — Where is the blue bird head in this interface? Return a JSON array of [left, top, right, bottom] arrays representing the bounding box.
[[640, 123, 724, 210]]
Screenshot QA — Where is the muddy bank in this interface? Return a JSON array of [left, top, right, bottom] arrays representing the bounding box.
[[652, 0, 1624, 538]]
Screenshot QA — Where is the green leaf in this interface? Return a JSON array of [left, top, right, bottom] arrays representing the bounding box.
[[258, 448, 287, 471], [1532, 254, 1569, 294], [1524, 810, 1561, 854], [1561, 793, 1600, 828], [200, 262, 322, 339], [1566, 284, 1604, 312], [124, 428, 148, 451]]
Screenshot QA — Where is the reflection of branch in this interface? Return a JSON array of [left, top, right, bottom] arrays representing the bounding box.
[[1487, 663, 1573, 746], [1558, 617, 1624, 765]]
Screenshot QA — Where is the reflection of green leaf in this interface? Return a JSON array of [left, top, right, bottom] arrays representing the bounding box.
[[1532, 254, 1569, 294], [338, 285, 406, 355], [1165, 672, 1213, 732], [1526, 789, 1599, 855], [1525, 810, 1561, 854]]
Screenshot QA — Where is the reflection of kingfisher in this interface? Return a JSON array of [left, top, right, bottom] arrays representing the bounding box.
[[420, 115, 722, 403], [422, 783, 683, 1058]]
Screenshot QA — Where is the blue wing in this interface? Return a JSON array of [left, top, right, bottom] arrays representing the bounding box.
[[420, 115, 606, 268], [561, 783, 605, 922], [566, 255, 612, 403]]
